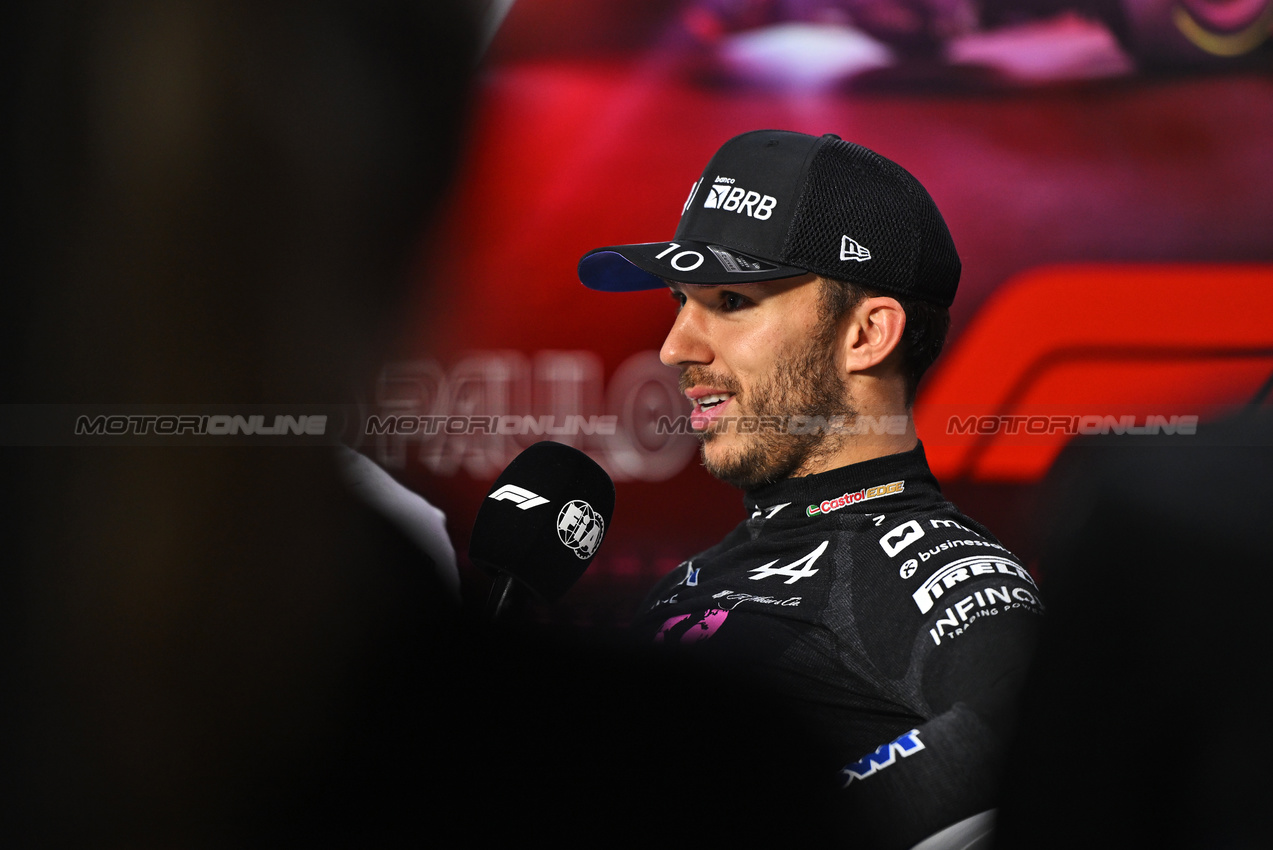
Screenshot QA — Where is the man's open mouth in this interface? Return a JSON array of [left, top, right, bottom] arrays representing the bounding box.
[[689, 392, 735, 431], [697, 393, 732, 411]]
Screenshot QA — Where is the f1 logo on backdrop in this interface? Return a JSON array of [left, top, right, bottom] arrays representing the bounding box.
[[913, 264, 1273, 483], [880, 520, 924, 557], [488, 484, 548, 510]]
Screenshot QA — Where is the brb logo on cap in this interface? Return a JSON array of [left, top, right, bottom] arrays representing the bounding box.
[[557, 499, 605, 560], [702, 176, 777, 220]]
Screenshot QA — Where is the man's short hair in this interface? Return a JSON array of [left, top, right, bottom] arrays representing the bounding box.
[[818, 277, 950, 408]]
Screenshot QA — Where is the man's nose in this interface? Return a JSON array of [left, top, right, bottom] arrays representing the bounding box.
[[660, 306, 713, 368]]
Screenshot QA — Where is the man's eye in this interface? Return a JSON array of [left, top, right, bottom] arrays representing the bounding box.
[[670, 290, 687, 310], [720, 291, 750, 312]]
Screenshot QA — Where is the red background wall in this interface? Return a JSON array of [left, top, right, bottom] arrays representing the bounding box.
[[372, 0, 1273, 625]]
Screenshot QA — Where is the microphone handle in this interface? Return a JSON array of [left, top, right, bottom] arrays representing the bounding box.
[[485, 573, 526, 623]]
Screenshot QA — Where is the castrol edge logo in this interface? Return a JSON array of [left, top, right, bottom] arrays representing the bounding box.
[[807, 480, 904, 517]]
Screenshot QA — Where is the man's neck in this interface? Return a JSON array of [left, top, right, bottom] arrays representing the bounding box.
[[789, 416, 918, 479]]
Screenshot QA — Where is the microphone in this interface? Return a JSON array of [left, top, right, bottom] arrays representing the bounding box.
[[469, 441, 615, 621]]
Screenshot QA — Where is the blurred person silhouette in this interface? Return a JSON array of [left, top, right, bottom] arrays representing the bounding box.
[[2, 3, 841, 846], [4, 2, 479, 844], [993, 405, 1273, 848]]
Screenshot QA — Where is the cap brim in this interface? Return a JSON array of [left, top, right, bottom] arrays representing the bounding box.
[[578, 241, 808, 292]]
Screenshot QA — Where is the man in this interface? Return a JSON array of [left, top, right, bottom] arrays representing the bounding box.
[[577, 130, 1042, 848]]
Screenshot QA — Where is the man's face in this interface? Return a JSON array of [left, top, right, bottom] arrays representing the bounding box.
[[660, 274, 851, 490]]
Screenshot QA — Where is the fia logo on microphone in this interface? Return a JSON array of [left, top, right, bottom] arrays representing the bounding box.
[[557, 500, 605, 559]]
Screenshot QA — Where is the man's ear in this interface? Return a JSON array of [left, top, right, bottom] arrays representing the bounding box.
[[839, 296, 906, 373]]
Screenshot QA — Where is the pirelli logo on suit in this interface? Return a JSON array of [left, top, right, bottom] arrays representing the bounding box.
[[913, 555, 1035, 614]]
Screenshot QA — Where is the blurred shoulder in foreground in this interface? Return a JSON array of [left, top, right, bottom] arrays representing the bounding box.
[[995, 407, 1273, 848]]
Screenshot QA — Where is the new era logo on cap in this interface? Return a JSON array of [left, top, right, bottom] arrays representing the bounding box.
[[840, 235, 871, 262], [578, 129, 960, 305]]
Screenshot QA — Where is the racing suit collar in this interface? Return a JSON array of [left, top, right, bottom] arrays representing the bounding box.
[[743, 441, 939, 518]]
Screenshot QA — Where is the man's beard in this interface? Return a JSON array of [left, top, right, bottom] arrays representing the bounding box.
[[681, 320, 852, 491]]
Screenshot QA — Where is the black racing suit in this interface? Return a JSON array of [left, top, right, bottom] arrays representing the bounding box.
[[630, 442, 1043, 847]]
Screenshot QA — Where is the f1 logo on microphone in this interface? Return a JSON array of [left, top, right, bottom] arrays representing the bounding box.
[[488, 484, 549, 510], [880, 520, 924, 557]]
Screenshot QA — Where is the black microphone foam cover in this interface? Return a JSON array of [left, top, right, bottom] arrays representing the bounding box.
[[469, 441, 615, 602]]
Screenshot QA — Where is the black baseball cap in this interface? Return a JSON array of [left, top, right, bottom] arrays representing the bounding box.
[[577, 129, 961, 307]]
